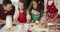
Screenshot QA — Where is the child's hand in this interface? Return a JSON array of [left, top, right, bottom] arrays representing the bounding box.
[[27, 19, 31, 23], [31, 20, 34, 23], [40, 19, 47, 28]]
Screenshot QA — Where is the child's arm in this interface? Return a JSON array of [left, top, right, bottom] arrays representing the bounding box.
[[26, 11, 31, 23], [52, 13, 58, 22], [13, 17, 22, 24], [13, 10, 19, 24], [39, 13, 44, 21], [40, 13, 47, 28]]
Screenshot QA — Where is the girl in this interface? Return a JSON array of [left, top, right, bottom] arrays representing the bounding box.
[[17, 0, 27, 23], [46, 0, 58, 22], [13, 0, 27, 24], [29, 0, 44, 23]]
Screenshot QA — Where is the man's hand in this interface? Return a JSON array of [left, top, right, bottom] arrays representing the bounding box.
[[0, 19, 6, 24]]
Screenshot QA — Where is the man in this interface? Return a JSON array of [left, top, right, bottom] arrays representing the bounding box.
[[0, 0, 15, 29]]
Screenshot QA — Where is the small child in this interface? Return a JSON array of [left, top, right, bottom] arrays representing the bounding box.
[[17, 0, 27, 23], [29, 0, 44, 23]]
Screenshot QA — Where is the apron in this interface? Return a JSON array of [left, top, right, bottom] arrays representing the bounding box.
[[30, 9, 43, 22], [46, 0, 58, 22], [18, 11, 27, 23]]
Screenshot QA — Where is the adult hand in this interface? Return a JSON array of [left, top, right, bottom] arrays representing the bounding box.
[[0, 19, 6, 24]]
